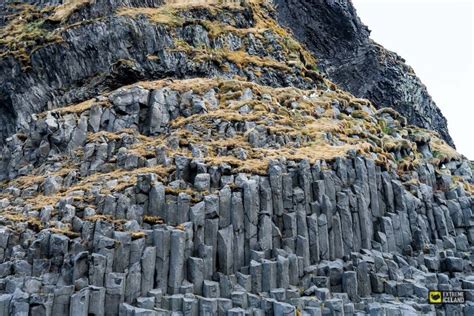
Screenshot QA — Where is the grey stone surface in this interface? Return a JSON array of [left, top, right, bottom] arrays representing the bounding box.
[[0, 9, 471, 313], [307, 214, 320, 264], [70, 288, 89, 316], [219, 186, 232, 228], [154, 228, 170, 293], [277, 255, 289, 289], [243, 180, 259, 264], [273, 301, 295, 315], [89, 286, 106, 316], [105, 273, 125, 316], [168, 230, 185, 294], [357, 261, 372, 298], [187, 257, 204, 295], [342, 271, 358, 302], [250, 260, 262, 294], [52, 285, 74, 316], [318, 214, 330, 260], [89, 253, 107, 287], [217, 225, 234, 274], [262, 259, 277, 292], [0, 294, 12, 315], [141, 247, 156, 296], [203, 280, 220, 298], [125, 262, 142, 303]]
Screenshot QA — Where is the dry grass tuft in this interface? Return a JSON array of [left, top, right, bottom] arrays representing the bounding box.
[[131, 231, 146, 240], [37, 98, 106, 118], [0, 4, 62, 66], [51, 99, 97, 115], [0, 213, 43, 232], [431, 138, 462, 164], [143, 215, 165, 225], [49, 0, 92, 23], [12, 164, 173, 211], [49, 227, 80, 238], [117, 7, 184, 26]]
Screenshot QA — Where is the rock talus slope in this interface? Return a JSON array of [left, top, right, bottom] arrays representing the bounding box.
[[0, 0, 473, 315]]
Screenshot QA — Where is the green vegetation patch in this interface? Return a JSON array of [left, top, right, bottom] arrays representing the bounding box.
[[0, 4, 63, 68]]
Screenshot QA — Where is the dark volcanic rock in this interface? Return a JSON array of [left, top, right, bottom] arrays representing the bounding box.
[[0, 0, 455, 148], [0, 1, 472, 315], [0, 0, 316, 145], [274, 0, 454, 146]]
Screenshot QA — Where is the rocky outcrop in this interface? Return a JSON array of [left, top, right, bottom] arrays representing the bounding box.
[[0, 1, 472, 315], [0, 0, 454, 148], [0, 0, 313, 145], [0, 76, 472, 314], [274, 0, 454, 146]]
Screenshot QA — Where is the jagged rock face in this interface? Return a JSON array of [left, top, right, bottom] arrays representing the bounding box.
[[0, 0, 454, 148], [274, 0, 454, 146], [0, 0, 316, 145], [0, 77, 473, 314], [0, 1, 473, 316]]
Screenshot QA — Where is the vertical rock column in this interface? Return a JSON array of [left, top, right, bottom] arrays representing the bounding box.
[[258, 177, 273, 254], [168, 229, 185, 294], [70, 288, 90, 316], [154, 228, 170, 293], [188, 257, 204, 295], [337, 191, 354, 256], [217, 226, 234, 274], [105, 273, 125, 316], [356, 187, 373, 250], [243, 180, 259, 264], [232, 192, 245, 273], [141, 246, 156, 296], [307, 214, 320, 264], [204, 195, 219, 276], [318, 214, 330, 260]]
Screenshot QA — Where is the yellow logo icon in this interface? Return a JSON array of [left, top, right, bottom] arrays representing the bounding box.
[[429, 291, 442, 304]]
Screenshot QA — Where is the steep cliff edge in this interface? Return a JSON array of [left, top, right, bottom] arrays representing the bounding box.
[[0, 1, 472, 315], [274, 0, 454, 146]]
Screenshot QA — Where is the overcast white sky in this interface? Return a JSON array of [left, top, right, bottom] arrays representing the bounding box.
[[352, 0, 473, 159]]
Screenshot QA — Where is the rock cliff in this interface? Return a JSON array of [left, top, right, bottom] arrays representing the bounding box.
[[274, 0, 455, 146], [0, 1, 472, 315]]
